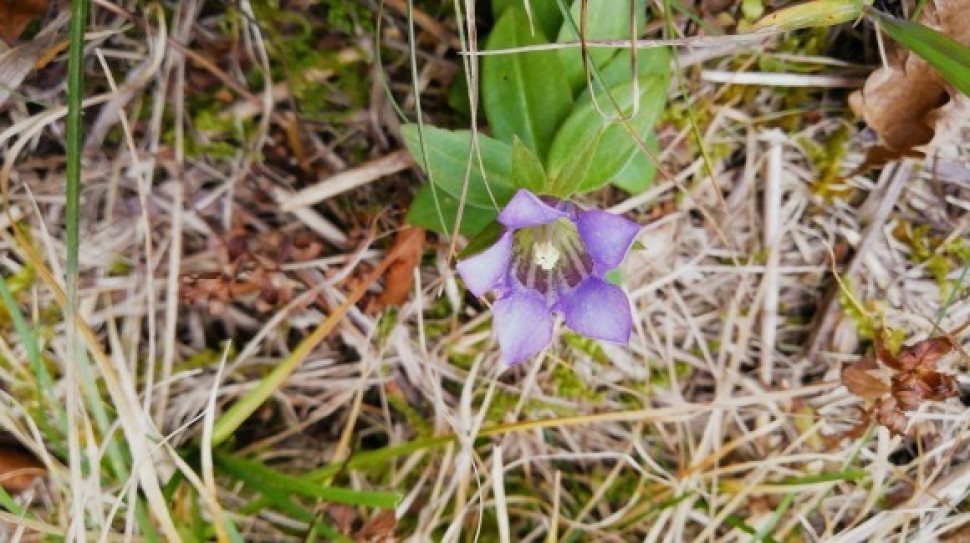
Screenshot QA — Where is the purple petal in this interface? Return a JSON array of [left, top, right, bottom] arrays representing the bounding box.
[[576, 210, 641, 272], [498, 189, 567, 230], [493, 288, 554, 365], [562, 278, 632, 344], [456, 232, 513, 297]]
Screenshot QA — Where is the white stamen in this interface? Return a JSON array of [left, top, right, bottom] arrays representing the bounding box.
[[533, 241, 561, 270]]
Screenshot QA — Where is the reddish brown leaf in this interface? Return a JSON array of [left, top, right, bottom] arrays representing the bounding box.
[[0, 448, 44, 493], [0, 0, 48, 43], [842, 364, 890, 400], [895, 336, 953, 372], [372, 227, 425, 310], [874, 397, 909, 436], [356, 510, 398, 541], [918, 371, 960, 401], [891, 373, 931, 411]]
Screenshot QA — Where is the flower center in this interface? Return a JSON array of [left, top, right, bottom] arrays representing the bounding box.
[[533, 241, 561, 270], [512, 218, 593, 299]]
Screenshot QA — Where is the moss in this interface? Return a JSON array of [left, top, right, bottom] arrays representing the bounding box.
[[172, 343, 239, 375], [387, 392, 433, 438], [894, 222, 970, 297], [802, 126, 853, 202], [562, 331, 609, 365], [837, 277, 878, 340], [550, 361, 604, 403]]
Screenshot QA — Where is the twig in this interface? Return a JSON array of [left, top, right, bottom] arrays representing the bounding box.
[[280, 150, 414, 210]]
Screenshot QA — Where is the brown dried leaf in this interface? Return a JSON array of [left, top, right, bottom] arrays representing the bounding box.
[[942, 521, 970, 542], [891, 372, 931, 411], [371, 227, 425, 310], [356, 510, 398, 542], [895, 336, 952, 372], [874, 397, 909, 436], [0, 0, 48, 43], [918, 370, 960, 401], [848, 51, 945, 154], [0, 447, 45, 493], [849, 0, 970, 162], [842, 364, 890, 400]]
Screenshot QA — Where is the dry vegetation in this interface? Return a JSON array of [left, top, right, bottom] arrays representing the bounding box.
[[1, 0, 969, 541]]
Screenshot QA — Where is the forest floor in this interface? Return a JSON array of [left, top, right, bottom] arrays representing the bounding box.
[[1, 0, 970, 541]]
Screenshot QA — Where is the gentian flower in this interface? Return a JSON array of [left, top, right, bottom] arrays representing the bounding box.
[[457, 189, 640, 364]]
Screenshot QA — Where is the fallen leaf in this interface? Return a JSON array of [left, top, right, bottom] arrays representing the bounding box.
[[0, 0, 48, 44], [874, 396, 909, 436], [843, 331, 960, 437], [0, 447, 45, 493], [371, 227, 425, 310], [942, 521, 970, 542], [356, 510, 398, 541], [893, 336, 952, 372], [842, 363, 890, 400], [849, 0, 970, 164]]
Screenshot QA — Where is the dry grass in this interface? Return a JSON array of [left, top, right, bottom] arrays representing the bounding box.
[[0, 0, 969, 541]]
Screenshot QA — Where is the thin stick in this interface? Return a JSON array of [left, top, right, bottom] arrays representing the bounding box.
[[280, 150, 413, 210], [761, 131, 785, 385]]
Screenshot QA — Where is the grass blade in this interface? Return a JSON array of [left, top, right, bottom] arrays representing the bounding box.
[[214, 451, 401, 509]]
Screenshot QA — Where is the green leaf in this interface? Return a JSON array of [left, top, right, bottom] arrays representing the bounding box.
[[483, 5, 572, 158], [458, 220, 505, 260], [546, 68, 669, 193], [556, 0, 647, 93], [547, 127, 603, 197], [752, 0, 863, 31], [594, 46, 671, 92], [407, 184, 497, 236], [511, 136, 548, 193], [611, 131, 659, 194], [215, 452, 402, 509], [401, 124, 516, 208], [491, 0, 563, 41], [869, 9, 970, 97]]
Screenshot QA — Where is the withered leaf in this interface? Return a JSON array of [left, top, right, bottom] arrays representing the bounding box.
[[372, 227, 425, 310], [842, 364, 890, 400], [894, 336, 952, 372], [891, 373, 932, 411], [356, 510, 398, 541], [874, 396, 909, 436], [849, 0, 970, 164], [0, 447, 45, 493], [0, 0, 49, 43]]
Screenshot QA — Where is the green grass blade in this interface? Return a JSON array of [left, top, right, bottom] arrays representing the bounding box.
[[869, 9, 970, 96], [65, 0, 87, 286], [219, 466, 348, 541], [0, 483, 30, 518], [0, 274, 67, 438], [777, 469, 866, 485], [754, 492, 794, 542], [215, 451, 401, 509]]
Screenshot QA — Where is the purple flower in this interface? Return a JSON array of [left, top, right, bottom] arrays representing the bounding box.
[[456, 189, 640, 365]]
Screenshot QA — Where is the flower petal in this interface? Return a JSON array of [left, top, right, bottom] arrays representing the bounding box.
[[576, 210, 641, 272], [562, 277, 632, 344], [493, 288, 554, 365], [456, 232, 513, 297], [498, 189, 567, 230]]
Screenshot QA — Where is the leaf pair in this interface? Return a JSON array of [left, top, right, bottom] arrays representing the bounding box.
[[407, 0, 671, 237]]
